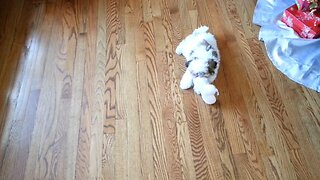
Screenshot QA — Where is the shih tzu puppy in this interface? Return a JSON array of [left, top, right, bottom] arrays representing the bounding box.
[[176, 26, 220, 104]]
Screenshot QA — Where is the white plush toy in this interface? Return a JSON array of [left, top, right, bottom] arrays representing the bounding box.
[[176, 26, 220, 104]]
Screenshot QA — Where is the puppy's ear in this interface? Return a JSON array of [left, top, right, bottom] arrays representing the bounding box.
[[202, 33, 217, 48], [201, 40, 210, 47]]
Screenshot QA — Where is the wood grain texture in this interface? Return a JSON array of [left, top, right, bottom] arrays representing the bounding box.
[[1, 0, 320, 179]]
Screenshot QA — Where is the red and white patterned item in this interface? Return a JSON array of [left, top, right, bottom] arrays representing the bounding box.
[[282, 4, 320, 39], [296, 0, 320, 11]]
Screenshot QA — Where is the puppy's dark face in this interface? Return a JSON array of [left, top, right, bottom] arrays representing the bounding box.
[[208, 60, 217, 74], [186, 49, 218, 67]]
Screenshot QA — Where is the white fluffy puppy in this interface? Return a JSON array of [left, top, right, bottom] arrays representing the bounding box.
[[176, 26, 220, 104]]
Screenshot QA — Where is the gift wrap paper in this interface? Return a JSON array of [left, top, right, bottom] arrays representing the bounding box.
[[253, 0, 320, 92], [282, 4, 320, 39]]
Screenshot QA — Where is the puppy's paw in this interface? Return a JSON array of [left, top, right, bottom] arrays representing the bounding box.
[[180, 79, 193, 90], [201, 94, 217, 104], [180, 71, 193, 90], [200, 84, 219, 104]]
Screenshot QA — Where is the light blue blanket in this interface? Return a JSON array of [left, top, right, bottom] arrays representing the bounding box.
[[253, 0, 320, 92]]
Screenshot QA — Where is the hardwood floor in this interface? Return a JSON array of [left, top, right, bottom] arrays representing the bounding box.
[[1, 0, 320, 179]]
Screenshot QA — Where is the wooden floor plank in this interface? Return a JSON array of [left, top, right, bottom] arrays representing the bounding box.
[[0, 0, 25, 133], [0, 1, 54, 179], [1, 0, 320, 179], [74, 0, 99, 179]]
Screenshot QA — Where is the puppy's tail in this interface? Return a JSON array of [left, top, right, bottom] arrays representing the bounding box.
[[192, 26, 209, 35]]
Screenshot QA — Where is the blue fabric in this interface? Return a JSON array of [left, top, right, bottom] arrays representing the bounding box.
[[253, 0, 320, 92]]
